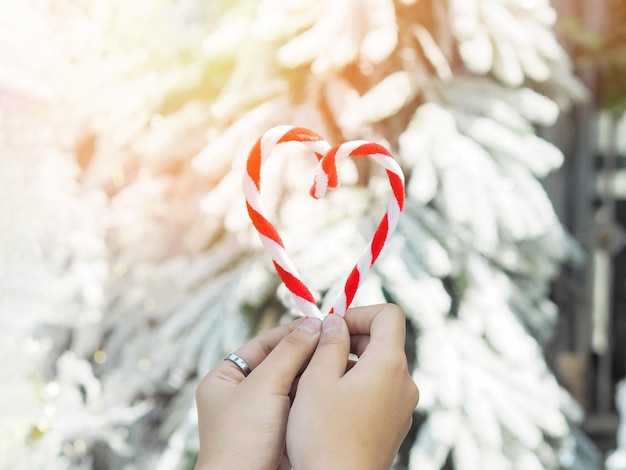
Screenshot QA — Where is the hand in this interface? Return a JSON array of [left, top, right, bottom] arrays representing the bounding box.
[[195, 316, 322, 470], [286, 304, 419, 470]]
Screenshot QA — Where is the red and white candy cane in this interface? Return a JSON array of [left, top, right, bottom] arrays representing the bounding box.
[[243, 125, 405, 319]]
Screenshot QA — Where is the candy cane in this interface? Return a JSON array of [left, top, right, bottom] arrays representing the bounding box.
[[243, 125, 404, 319]]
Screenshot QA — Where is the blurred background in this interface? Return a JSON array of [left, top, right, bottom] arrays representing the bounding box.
[[0, 0, 625, 469]]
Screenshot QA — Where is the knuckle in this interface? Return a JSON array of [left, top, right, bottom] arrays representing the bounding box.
[[319, 332, 347, 347], [408, 380, 420, 408], [195, 373, 214, 401], [382, 350, 409, 373], [296, 371, 318, 391], [251, 335, 274, 358], [280, 329, 310, 348], [382, 303, 406, 321], [403, 413, 414, 436], [280, 334, 302, 349]]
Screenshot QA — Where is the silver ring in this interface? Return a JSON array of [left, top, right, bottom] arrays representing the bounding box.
[[224, 353, 251, 377]]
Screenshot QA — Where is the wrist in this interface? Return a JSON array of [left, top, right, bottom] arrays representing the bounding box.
[[194, 456, 221, 470], [194, 455, 244, 470], [295, 459, 380, 470], [195, 453, 277, 470]]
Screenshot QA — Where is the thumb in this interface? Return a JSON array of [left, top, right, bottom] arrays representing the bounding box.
[[247, 317, 322, 394], [305, 314, 350, 379]]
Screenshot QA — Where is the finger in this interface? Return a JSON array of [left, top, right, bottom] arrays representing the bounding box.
[[289, 374, 301, 403], [304, 314, 350, 379], [278, 454, 291, 470], [344, 304, 406, 353], [289, 355, 357, 399], [218, 317, 306, 381], [247, 318, 322, 394], [401, 414, 414, 440], [350, 334, 370, 357]]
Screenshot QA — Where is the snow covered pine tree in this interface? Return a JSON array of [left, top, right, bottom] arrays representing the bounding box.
[[0, 0, 602, 469]]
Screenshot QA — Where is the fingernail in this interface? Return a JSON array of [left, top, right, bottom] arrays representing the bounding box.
[[298, 318, 321, 334], [322, 314, 342, 333]]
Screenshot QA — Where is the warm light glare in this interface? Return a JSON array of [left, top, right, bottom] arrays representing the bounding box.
[[138, 169, 151, 181], [73, 439, 86, 453], [116, 234, 129, 247], [114, 263, 127, 276], [137, 359, 151, 371], [143, 298, 156, 311], [44, 382, 60, 398], [111, 169, 125, 187], [94, 350, 107, 364]]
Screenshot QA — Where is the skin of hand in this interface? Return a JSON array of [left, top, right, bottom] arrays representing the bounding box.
[[286, 304, 419, 470], [194, 316, 322, 470]]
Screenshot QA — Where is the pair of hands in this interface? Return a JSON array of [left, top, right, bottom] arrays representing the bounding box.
[[195, 304, 419, 470]]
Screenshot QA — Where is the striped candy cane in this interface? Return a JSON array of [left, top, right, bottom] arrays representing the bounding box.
[[243, 125, 404, 319]]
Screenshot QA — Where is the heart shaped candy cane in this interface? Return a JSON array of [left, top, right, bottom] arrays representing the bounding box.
[[243, 125, 405, 319]]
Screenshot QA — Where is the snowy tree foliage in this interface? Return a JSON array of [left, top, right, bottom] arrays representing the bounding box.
[[0, 0, 602, 468], [607, 380, 626, 470]]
